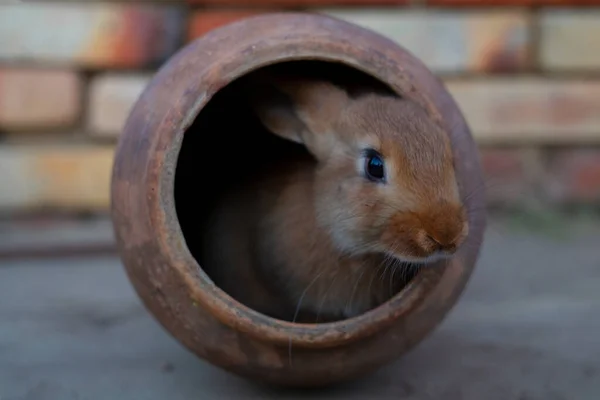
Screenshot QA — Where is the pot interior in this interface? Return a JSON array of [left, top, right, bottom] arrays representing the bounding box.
[[174, 60, 421, 323]]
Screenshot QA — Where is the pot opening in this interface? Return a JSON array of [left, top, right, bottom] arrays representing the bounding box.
[[174, 60, 421, 324]]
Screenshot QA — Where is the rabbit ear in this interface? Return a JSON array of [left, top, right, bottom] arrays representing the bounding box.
[[251, 84, 305, 145], [252, 79, 349, 160]]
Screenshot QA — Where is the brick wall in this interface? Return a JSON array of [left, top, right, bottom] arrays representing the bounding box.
[[1, 1, 600, 215]]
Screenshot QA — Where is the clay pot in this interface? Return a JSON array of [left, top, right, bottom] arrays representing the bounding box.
[[110, 12, 486, 387]]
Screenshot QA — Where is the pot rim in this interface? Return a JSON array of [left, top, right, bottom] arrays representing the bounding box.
[[149, 12, 455, 349]]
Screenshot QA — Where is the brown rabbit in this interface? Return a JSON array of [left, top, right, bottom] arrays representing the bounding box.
[[201, 77, 469, 323]]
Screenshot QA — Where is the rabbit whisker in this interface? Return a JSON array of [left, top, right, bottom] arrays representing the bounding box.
[[289, 269, 327, 367], [386, 240, 406, 295], [344, 264, 369, 317], [315, 266, 342, 323], [361, 256, 389, 314]]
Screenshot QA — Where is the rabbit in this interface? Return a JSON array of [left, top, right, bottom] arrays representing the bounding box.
[[200, 76, 469, 323]]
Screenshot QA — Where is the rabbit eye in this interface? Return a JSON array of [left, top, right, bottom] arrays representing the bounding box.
[[363, 149, 385, 182]]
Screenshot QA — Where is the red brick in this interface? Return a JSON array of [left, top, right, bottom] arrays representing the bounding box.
[[544, 149, 600, 203], [87, 74, 151, 137], [0, 69, 81, 131], [0, 4, 184, 68], [188, 11, 264, 40], [479, 148, 535, 206], [541, 11, 600, 70], [323, 10, 530, 73], [428, 0, 600, 5], [0, 145, 114, 212], [445, 79, 600, 144], [187, 0, 408, 5]]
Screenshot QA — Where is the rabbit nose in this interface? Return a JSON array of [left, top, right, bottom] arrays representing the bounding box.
[[426, 234, 458, 254], [423, 220, 469, 255]]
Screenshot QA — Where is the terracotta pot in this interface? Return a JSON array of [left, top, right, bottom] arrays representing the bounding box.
[[110, 12, 486, 388]]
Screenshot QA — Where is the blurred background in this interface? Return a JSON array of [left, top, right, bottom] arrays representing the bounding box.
[[0, 1, 599, 399], [1, 0, 599, 257]]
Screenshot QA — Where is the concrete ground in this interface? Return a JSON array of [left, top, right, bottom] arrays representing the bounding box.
[[1, 213, 599, 399]]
